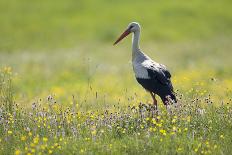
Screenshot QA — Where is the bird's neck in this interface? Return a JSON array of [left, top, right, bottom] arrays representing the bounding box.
[[132, 30, 142, 61]]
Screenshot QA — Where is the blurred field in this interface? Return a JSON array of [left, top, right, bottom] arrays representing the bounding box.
[[0, 0, 232, 154]]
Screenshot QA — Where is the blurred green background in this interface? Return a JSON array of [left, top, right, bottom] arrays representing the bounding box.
[[0, 0, 232, 108]]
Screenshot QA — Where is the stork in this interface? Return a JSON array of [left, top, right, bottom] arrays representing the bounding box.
[[114, 22, 177, 108]]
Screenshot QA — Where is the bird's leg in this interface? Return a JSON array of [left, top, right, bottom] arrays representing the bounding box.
[[150, 92, 157, 109]]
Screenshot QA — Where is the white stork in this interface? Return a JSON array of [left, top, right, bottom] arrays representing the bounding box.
[[114, 22, 176, 108]]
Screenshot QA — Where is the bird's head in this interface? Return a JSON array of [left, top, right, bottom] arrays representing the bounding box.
[[114, 22, 140, 45]]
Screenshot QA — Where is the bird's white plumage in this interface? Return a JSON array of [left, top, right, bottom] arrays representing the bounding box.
[[128, 22, 169, 80], [132, 61, 149, 79], [133, 56, 164, 79]]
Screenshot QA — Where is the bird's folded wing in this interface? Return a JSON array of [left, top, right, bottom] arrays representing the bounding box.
[[146, 66, 171, 86]]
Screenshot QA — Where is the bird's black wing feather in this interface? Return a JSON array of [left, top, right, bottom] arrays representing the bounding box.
[[146, 64, 176, 103], [147, 65, 171, 86]]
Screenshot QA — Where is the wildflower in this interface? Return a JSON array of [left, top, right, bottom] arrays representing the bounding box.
[[33, 137, 39, 144], [160, 129, 166, 136], [31, 149, 35, 153], [214, 145, 217, 149], [41, 145, 46, 150], [43, 137, 48, 142], [8, 130, 13, 134], [220, 135, 224, 139], [91, 130, 97, 135], [170, 132, 175, 135], [28, 132, 32, 136], [48, 150, 53, 154], [3, 66, 12, 74], [15, 150, 21, 155], [187, 116, 191, 122], [172, 119, 176, 123], [80, 149, 84, 153], [21, 136, 26, 141], [173, 126, 177, 131]]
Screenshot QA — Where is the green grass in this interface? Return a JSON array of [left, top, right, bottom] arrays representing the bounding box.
[[0, 0, 232, 154], [1, 0, 232, 51]]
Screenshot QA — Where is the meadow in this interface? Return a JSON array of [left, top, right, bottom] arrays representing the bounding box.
[[1, 0, 232, 154]]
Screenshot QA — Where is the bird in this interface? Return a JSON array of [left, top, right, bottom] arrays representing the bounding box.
[[113, 22, 177, 108]]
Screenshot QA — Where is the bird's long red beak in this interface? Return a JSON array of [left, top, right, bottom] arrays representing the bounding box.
[[113, 28, 131, 45]]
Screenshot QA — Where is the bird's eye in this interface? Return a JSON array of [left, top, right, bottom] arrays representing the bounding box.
[[129, 25, 134, 29]]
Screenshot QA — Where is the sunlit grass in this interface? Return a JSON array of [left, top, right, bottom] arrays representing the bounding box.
[[1, 69, 232, 154]]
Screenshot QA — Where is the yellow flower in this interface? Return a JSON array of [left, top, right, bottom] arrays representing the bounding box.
[[41, 145, 46, 150], [3, 66, 12, 74], [43, 137, 48, 142], [48, 150, 53, 154], [15, 150, 21, 155], [21, 136, 26, 141], [220, 135, 224, 139], [28, 132, 32, 136], [31, 149, 35, 153], [173, 126, 177, 131], [172, 119, 176, 123], [160, 129, 166, 136], [33, 137, 39, 144], [80, 149, 84, 153], [187, 116, 191, 122], [91, 130, 97, 135], [8, 130, 13, 134], [214, 145, 217, 149]]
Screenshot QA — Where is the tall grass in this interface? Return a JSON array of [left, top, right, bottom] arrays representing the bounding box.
[[0, 67, 14, 113], [0, 69, 232, 154]]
